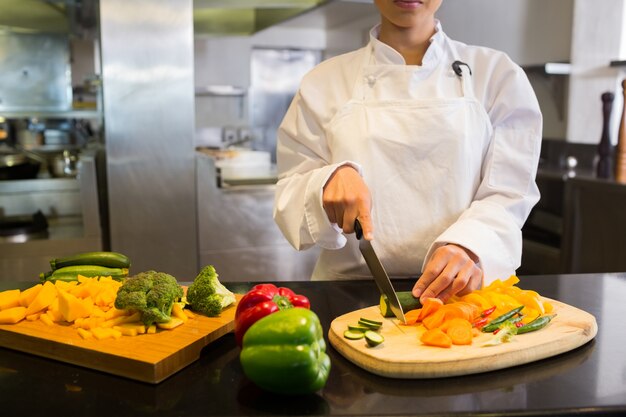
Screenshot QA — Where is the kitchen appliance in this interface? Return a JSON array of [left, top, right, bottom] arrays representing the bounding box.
[[355, 219, 406, 323], [0, 149, 103, 281], [0, 146, 41, 180], [0, 210, 48, 243], [329, 298, 596, 379]]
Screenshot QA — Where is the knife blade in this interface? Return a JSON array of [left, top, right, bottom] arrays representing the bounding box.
[[354, 219, 406, 324]]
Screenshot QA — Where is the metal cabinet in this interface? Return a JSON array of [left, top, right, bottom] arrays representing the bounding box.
[[196, 152, 319, 282]]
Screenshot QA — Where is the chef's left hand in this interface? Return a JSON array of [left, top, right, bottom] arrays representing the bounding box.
[[412, 244, 483, 303]]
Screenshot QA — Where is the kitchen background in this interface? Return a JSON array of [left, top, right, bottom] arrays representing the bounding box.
[[0, 0, 625, 282]]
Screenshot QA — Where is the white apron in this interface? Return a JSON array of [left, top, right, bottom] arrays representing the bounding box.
[[311, 39, 493, 280]]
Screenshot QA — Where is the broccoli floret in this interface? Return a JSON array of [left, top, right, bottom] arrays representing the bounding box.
[[114, 290, 147, 311], [114, 270, 184, 326], [196, 294, 223, 317], [186, 265, 236, 317]]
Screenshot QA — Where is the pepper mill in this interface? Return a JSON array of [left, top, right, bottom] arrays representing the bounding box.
[[615, 80, 626, 183], [597, 92, 615, 179]]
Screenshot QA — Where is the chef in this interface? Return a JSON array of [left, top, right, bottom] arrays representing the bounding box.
[[273, 0, 542, 302]]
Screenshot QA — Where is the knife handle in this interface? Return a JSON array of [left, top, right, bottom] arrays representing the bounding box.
[[354, 219, 363, 240]]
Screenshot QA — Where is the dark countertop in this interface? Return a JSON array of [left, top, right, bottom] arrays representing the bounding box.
[[1, 273, 625, 416]]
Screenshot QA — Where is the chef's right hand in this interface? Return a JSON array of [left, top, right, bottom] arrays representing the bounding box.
[[322, 165, 373, 240]]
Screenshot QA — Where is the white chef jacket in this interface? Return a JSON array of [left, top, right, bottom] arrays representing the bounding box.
[[273, 22, 542, 283]]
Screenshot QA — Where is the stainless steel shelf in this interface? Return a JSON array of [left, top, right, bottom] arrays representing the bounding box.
[[523, 62, 571, 75], [0, 109, 102, 119], [195, 85, 246, 97]]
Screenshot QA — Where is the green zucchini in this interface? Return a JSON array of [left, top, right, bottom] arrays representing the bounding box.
[[41, 265, 129, 282], [380, 291, 422, 318], [50, 251, 131, 270], [364, 330, 384, 347]]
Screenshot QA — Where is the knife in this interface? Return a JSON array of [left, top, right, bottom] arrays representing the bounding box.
[[354, 219, 407, 324]]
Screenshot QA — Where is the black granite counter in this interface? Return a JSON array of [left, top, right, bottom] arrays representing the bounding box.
[[1, 274, 625, 416]]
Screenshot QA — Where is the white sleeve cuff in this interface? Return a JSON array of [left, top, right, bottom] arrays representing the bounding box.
[[304, 161, 363, 250], [422, 217, 519, 286]]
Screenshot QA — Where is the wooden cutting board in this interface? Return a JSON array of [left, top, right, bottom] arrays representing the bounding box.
[[329, 298, 597, 379], [0, 295, 241, 384]]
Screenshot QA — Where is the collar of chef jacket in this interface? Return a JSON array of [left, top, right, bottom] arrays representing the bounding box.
[[368, 20, 445, 67]]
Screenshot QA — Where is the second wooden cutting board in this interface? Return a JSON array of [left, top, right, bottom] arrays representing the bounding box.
[[0, 294, 242, 384], [329, 298, 597, 379]]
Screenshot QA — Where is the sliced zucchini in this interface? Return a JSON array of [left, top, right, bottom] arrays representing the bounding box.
[[364, 330, 384, 347], [359, 317, 383, 326], [348, 324, 370, 332], [344, 330, 365, 340], [358, 319, 382, 330]]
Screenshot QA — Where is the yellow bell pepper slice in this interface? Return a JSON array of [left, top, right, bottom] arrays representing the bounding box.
[[543, 300, 554, 314], [518, 290, 545, 315], [502, 275, 520, 287], [521, 307, 540, 324], [460, 293, 492, 311]]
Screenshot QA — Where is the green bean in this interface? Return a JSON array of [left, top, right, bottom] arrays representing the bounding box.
[[517, 314, 556, 334], [481, 305, 525, 333]]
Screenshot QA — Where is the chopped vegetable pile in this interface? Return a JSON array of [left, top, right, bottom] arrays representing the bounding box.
[[0, 254, 237, 341], [0, 275, 194, 339], [372, 275, 556, 348]]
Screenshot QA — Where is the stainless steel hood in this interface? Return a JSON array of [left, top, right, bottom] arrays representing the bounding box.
[[193, 0, 330, 36], [0, 0, 97, 37], [0, 0, 360, 37], [0, 0, 69, 33]]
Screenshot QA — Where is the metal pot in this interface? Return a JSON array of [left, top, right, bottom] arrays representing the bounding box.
[[13, 119, 44, 149], [48, 150, 80, 178], [0, 147, 41, 180], [0, 210, 48, 243]]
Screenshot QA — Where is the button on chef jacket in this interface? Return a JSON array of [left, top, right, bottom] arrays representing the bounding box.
[[274, 22, 542, 284]]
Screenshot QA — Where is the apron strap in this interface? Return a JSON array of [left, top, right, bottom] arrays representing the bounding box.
[[455, 61, 476, 99]]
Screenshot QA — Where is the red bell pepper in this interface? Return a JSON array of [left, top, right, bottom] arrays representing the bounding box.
[[234, 283, 310, 346]]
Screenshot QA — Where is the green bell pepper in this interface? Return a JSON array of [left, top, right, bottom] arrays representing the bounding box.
[[239, 307, 331, 395]]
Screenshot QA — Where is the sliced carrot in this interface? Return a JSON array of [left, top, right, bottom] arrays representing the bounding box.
[[448, 325, 473, 345], [422, 308, 446, 330], [439, 317, 472, 333], [453, 302, 480, 321], [402, 308, 422, 325], [418, 298, 443, 322], [440, 304, 469, 322], [420, 328, 452, 348], [447, 323, 474, 346]]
